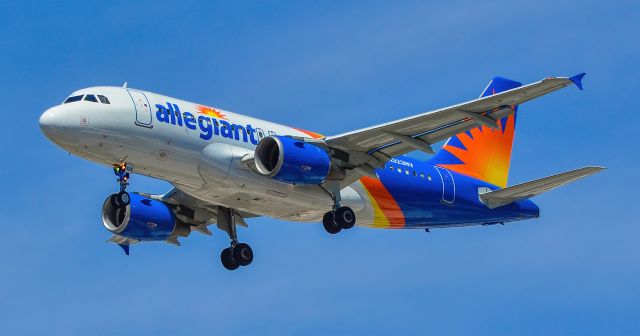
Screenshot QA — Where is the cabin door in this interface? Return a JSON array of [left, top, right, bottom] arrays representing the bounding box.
[[435, 166, 455, 204], [128, 90, 152, 127]]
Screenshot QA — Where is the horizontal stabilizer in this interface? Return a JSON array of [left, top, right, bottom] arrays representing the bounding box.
[[479, 166, 604, 209]]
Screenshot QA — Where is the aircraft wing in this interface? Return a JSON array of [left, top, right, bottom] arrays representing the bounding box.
[[138, 187, 258, 226], [322, 74, 585, 183], [478, 166, 604, 209]]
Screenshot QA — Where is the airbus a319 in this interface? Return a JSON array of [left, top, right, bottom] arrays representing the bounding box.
[[39, 73, 602, 270]]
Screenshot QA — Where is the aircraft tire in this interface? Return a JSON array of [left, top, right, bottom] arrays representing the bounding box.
[[335, 206, 356, 229], [233, 243, 253, 266], [221, 247, 239, 270], [322, 212, 342, 234], [116, 191, 130, 207]]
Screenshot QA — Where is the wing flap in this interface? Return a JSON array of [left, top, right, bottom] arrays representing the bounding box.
[[479, 166, 604, 209]]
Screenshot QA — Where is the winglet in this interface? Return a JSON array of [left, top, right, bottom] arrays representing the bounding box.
[[569, 72, 586, 90], [118, 244, 130, 255]]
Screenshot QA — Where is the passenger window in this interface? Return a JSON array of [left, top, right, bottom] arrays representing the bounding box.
[[405, 170, 410, 175], [97, 95, 110, 104], [397, 168, 402, 173], [420, 173, 425, 179], [427, 175, 432, 181], [84, 94, 98, 103], [389, 165, 394, 170], [64, 95, 84, 103], [413, 171, 417, 177]]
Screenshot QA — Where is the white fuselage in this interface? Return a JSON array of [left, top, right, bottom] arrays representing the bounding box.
[[39, 86, 367, 222]]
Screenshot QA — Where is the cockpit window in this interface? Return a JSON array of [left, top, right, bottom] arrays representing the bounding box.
[[64, 95, 84, 104], [97, 95, 110, 104], [84, 94, 98, 103]]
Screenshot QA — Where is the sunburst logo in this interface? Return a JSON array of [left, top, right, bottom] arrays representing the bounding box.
[[196, 105, 227, 120], [437, 114, 516, 188]]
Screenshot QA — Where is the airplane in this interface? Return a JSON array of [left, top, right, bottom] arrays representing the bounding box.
[[39, 73, 603, 270]]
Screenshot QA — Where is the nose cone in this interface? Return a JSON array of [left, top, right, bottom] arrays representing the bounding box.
[[39, 108, 55, 128], [39, 108, 55, 139], [39, 106, 66, 142]]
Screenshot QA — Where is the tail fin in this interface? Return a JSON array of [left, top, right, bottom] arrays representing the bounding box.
[[429, 77, 522, 188]]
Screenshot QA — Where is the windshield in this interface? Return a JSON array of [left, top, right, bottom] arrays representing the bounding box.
[[64, 95, 84, 103], [97, 95, 110, 104]]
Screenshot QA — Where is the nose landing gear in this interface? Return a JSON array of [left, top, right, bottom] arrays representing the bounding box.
[[111, 163, 130, 207]]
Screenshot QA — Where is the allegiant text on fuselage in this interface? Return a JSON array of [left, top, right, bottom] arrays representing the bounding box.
[[155, 102, 264, 144]]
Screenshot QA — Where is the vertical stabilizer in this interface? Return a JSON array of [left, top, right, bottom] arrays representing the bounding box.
[[429, 77, 522, 188]]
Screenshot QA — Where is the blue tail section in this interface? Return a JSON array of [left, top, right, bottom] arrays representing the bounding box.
[[479, 76, 522, 98]]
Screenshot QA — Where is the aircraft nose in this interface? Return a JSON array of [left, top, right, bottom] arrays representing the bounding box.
[[39, 107, 64, 140], [39, 108, 55, 128]]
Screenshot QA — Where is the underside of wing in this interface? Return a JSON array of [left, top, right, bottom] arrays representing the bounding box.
[[138, 187, 258, 226]]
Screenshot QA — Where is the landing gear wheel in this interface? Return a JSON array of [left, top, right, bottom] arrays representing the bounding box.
[[233, 243, 254, 266], [335, 206, 356, 229], [220, 247, 239, 271], [322, 211, 342, 234], [116, 191, 130, 207]]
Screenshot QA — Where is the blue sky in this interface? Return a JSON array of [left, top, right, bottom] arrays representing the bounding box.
[[1, 1, 638, 334]]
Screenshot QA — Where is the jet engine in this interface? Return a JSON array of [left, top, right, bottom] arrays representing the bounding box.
[[101, 193, 190, 241], [254, 136, 342, 185]]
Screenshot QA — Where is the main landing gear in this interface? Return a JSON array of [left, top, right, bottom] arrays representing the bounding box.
[[217, 207, 253, 271], [322, 188, 356, 234], [110, 163, 130, 208]]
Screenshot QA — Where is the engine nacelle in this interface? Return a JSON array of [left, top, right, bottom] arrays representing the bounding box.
[[254, 136, 333, 185], [102, 193, 190, 241]]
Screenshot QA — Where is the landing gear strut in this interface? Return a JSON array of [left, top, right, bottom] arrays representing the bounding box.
[[111, 163, 130, 207], [322, 184, 356, 234], [217, 207, 253, 270]]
